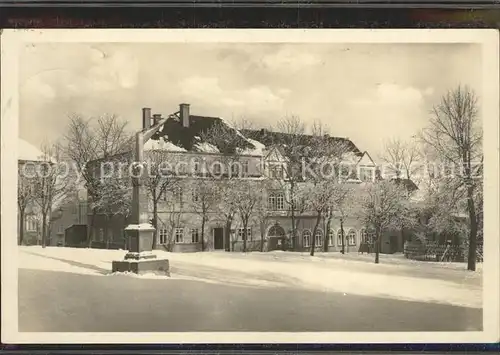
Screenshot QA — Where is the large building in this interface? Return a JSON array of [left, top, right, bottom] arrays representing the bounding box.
[[88, 104, 412, 254]]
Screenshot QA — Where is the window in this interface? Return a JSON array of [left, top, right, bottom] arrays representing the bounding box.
[[174, 188, 183, 205], [303, 230, 311, 247], [359, 167, 374, 182], [268, 191, 285, 211], [175, 228, 184, 243], [242, 161, 249, 175], [347, 229, 357, 246], [360, 228, 375, 244], [268, 193, 276, 210], [192, 188, 199, 202], [213, 162, 222, 175], [238, 227, 251, 241], [275, 193, 285, 210], [270, 165, 284, 179], [58, 224, 64, 234], [191, 228, 199, 243], [231, 163, 240, 177], [192, 160, 200, 174], [328, 229, 335, 246], [25, 216, 37, 232], [315, 229, 323, 247], [337, 229, 344, 246], [159, 229, 168, 244]]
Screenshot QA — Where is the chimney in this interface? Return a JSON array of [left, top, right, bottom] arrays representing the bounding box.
[[180, 103, 190, 128], [152, 114, 162, 126], [142, 107, 151, 130]]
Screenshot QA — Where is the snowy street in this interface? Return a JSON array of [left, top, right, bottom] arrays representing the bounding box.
[[18, 246, 482, 332]]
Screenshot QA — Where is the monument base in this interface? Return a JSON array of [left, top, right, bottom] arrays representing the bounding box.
[[112, 258, 170, 276]]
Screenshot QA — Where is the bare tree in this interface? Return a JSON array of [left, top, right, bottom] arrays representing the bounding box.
[[379, 137, 422, 247], [252, 179, 274, 252], [93, 153, 132, 248], [420, 85, 482, 271], [357, 179, 414, 264], [327, 183, 357, 254], [301, 180, 338, 256], [234, 179, 263, 252], [17, 163, 35, 245], [143, 150, 182, 248], [274, 115, 307, 250], [156, 178, 188, 251], [380, 138, 421, 181], [200, 121, 246, 251], [188, 177, 219, 251], [61, 114, 133, 247], [214, 179, 240, 252], [301, 122, 351, 256], [32, 142, 73, 248]]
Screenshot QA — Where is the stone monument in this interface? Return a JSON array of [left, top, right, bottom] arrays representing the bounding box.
[[112, 108, 170, 276]]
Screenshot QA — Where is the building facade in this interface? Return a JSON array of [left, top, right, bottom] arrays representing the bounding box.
[[88, 103, 411, 254]]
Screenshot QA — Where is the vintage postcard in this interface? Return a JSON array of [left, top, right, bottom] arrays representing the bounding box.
[[1, 29, 499, 344]]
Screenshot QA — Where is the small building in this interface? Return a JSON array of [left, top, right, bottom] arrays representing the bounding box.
[[49, 188, 88, 246]]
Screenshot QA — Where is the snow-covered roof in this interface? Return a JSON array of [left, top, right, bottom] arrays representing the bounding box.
[[18, 139, 45, 162], [238, 137, 266, 156], [143, 136, 187, 152], [195, 142, 220, 153]]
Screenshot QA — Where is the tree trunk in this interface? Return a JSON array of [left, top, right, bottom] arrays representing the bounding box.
[[290, 204, 296, 251], [105, 215, 110, 249], [340, 218, 345, 254], [19, 208, 25, 246], [87, 208, 97, 248], [375, 226, 381, 264], [41, 212, 47, 248], [225, 217, 233, 252], [324, 210, 332, 252], [201, 216, 206, 251], [467, 185, 478, 271], [401, 225, 405, 252], [242, 219, 248, 253], [152, 200, 158, 249], [260, 221, 265, 252], [310, 210, 322, 256]]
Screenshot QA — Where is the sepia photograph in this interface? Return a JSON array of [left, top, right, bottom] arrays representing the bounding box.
[[1, 29, 499, 344]]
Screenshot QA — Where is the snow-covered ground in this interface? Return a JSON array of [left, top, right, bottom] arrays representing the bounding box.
[[18, 246, 482, 309]]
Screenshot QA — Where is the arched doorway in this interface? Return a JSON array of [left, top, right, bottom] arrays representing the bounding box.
[[267, 224, 286, 251]]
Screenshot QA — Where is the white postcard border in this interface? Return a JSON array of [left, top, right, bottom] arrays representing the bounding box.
[[1, 29, 499, 344]]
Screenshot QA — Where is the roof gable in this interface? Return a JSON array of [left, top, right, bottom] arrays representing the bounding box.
[[265, 146, 286, 162], [357, 151, 376, 167]]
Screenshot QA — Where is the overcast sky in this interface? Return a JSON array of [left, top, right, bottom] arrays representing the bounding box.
[[19, 42, 482, 159]]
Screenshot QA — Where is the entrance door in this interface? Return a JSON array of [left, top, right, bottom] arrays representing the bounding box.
[[213, 228, 224, 250], [267, 224, 286, 251]]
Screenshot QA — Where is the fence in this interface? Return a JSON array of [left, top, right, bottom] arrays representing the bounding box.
[[404, 241, 466, 262]]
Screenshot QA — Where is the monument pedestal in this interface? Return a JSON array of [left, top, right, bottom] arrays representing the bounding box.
[[112, 224, 170, 276]]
